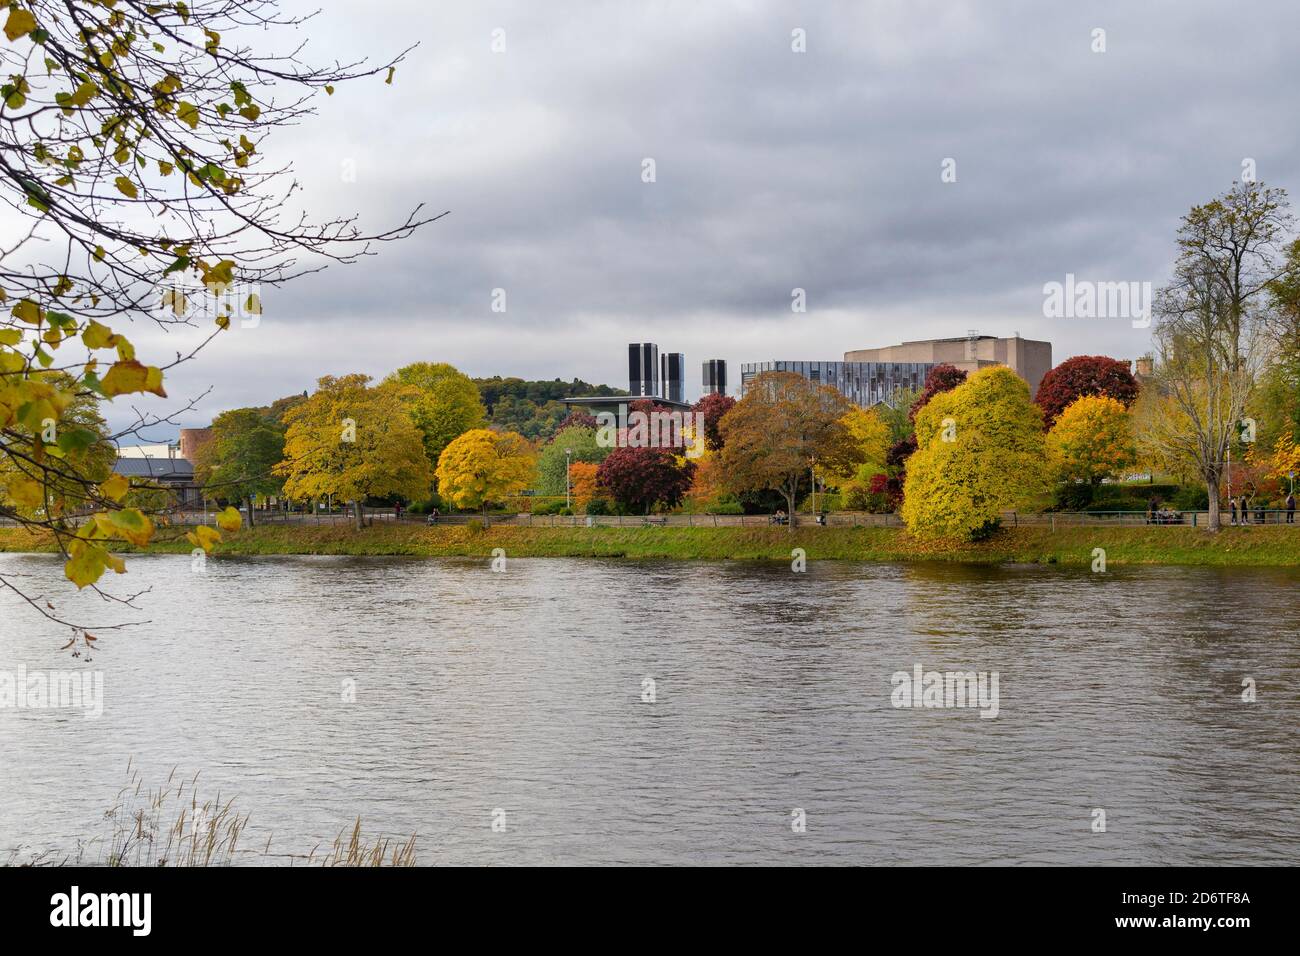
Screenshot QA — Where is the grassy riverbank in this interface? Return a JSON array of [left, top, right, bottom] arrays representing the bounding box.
[[2, 522, 1297, 566]]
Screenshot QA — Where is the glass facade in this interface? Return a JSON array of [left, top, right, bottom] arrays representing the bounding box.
[[738, 360, 933, 407]]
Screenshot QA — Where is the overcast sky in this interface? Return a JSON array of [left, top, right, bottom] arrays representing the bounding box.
[[115, 0, 1300, 435]]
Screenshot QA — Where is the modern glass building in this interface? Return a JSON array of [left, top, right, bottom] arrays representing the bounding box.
[[738, 360, 933, 406], [628, 343, 660, 398], [702, 359, 727, 396]]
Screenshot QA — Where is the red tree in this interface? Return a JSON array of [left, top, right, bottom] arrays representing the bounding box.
[[555, 410, 599, 431], [596, 446, 695, 513], [1034, 355, 1139, 425], [692, 393, 737, 450], [909, 364, 968, 420]]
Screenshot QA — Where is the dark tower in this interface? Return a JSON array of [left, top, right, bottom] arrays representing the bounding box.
[[703, 359, 727, 396], [661, 352, 684, 403], [628, 343, 660, 397]]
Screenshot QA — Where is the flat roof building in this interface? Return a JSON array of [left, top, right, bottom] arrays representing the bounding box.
[[844, 333, 1052, 397]]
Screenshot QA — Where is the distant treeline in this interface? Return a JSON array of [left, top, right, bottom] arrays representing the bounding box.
[[473, 376, 622, 440]]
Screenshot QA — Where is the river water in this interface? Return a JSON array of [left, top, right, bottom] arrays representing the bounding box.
[[1, 553, 1297, 865]]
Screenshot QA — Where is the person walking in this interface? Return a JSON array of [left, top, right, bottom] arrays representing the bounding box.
[[1287, 492, 1296, 524], [1229, 496, 1238, 525]]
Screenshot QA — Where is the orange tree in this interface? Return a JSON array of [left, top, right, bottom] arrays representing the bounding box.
[[718, 371, 862, 528], [0, 2, 430, 631]]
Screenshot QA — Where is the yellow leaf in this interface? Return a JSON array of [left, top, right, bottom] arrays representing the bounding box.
[[3, 9, 37, 42], [65, 547, 105, 589], [107, 508, 154, 547], [178, 101, 199, 129], [11, 298, 42, 324], [99, 472, 130, 502], [215, 506, 242, 532], [186, 525, 222, 552], [101, 360, 167, 398], [7, 478, 43, 509], [114, 176, 138, 198], [82, 319, 119, 350]]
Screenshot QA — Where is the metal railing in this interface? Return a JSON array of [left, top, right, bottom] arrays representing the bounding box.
[[5, 509, 1297, 530]]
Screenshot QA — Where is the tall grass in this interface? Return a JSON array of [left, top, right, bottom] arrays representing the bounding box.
[[5, 760, 418, 867]]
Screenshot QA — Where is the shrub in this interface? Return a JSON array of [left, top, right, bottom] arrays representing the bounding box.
[[1053, 483, 1094, 511], [1172, 486, 1209, 510]]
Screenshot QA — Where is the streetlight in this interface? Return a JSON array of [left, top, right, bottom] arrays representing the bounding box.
[[565, 448, 573, 510]]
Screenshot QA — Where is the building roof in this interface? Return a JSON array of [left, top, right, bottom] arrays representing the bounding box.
[[561, 395, 694, 412], [112, 456, 195, 480]]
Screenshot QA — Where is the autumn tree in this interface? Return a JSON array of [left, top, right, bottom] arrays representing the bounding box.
[[826, 405, 890, 487], [1140, 184, 1292, 530], [910, 364, 967, 420], [902, 367, 1048, 540], [595, 445, 694, 514], [1046, 395, 1136, 486], [1034, 356, 1139, 425], [0, 2, 429, 623], [201, 406, 285, 527], [384, 362, 485, 468], [568, 460, 601, 510], [435, 428, 535, 512], [276, 375, 432, 529], [718, 371, 862, 528], [692, 392, 736, 450]]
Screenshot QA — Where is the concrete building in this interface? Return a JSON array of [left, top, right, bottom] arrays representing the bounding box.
[[844, 332, 1052, 397]]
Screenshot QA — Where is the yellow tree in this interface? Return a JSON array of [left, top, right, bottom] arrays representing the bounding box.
[[826, 405, 891, 494], [1046, 395, 1137, 485], [902, 367, 1048, 540], [276, 375, 432, 530], [436, 428, 536, 512]]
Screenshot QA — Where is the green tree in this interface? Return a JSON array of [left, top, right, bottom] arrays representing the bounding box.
[[535, 426, 610, 496], [902, 367, 1048, 540], [385, 363, 486, 468], [203, 407, 286, 527]]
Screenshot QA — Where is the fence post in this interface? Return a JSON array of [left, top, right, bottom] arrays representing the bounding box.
[[1050, 514, 1055, 532]]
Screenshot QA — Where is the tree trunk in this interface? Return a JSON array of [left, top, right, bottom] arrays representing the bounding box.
[[786, 487, 797, 532], [245, 495, 256, 529], [1206, 476, 1221, 531], [353, 499, 364, 531]]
